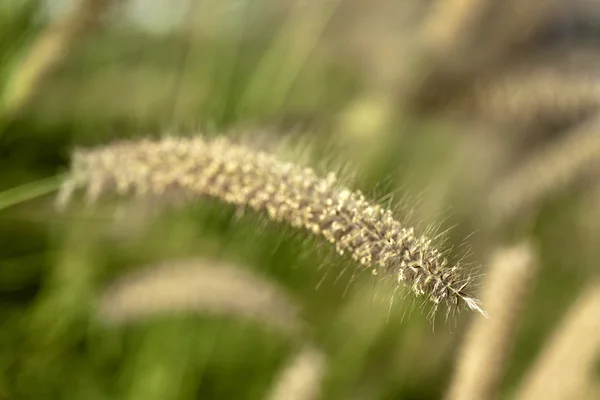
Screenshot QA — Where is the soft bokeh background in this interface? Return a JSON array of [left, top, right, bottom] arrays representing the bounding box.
[[1, 1, 599, 399]]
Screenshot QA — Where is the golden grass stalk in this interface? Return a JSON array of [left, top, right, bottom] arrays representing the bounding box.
[[265, 344, 326, 400], [420, 0, 489, 57], [1, 0, 112, 118], [421, 0, 563, 66], [515, 281, 600, 400], [445, 241, 538, 400], [58, 134, 484, 316], [488, 116, 600, 226], [97, 258, 304, 335]]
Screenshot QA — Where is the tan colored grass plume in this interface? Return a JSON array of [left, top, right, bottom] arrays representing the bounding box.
[[488, 115, 600, 226], [515, 280, 600, 400], [446, 240, 539, 400], [58, 133, 485, 317], [98, 258, 304, 335], [265, 344, 326, 400]]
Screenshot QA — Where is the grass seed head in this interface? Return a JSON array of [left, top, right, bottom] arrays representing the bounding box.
[[58, 134, 485, 316]]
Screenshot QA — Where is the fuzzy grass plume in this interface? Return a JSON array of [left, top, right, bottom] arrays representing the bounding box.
[[266, 344, 326, 400], [515, 281, 600, 400], [419, 0, 564, 75], [446, 241, 538, 400], [465, 63, 600, 128], [57, 134, 484, 316], [98, 258, 304, 335], [488, 115, 600, 226]]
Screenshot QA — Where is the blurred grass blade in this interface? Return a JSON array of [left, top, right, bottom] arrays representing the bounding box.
[[0, 174, 63, 211], [237, 0, 341, 114]]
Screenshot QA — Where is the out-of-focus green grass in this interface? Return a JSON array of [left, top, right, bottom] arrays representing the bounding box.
[[0, 1, 595, 399]]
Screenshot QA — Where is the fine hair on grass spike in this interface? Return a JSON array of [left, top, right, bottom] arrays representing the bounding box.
[[58, 134, 485, 316]]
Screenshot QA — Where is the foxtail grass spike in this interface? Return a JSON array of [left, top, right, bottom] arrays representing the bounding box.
[[466, 64, 600, 127], [489, 115, 600, 226], [59, 134, 484, 316], [515, 281, 600, 400], [266, 344, 326, 400], [98, 258, 304, 335], [446, 241, 538, 400]]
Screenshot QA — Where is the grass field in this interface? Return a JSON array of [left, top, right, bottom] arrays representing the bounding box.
[[1, 1, 599, 399]]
